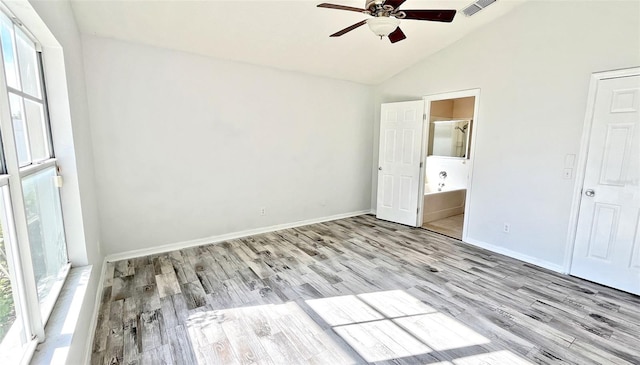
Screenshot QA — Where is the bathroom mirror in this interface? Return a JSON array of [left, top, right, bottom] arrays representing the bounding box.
[[428, 119, 472, 158]]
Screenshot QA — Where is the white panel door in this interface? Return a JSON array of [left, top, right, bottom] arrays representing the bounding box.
[[571, 74, 640, 295], [376, 100, 424, 226]]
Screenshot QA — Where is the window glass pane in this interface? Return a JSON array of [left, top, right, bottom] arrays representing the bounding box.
[[14, 29, 40, 98], [24, 99, 48, 162], [8, 93, 30, 166], [22, 167, 67, 318], [0, 13, 19, 90], [0, 187, 28, 364]]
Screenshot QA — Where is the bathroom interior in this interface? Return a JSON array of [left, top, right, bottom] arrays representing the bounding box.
[[422, 96, 475, 239]]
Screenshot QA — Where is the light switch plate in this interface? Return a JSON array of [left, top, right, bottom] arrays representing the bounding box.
[[564, 154, 576, 168]]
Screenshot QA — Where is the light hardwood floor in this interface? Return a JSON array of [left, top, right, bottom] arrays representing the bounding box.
[[422, 214, 464, 240], [91, 215, 640, 365]]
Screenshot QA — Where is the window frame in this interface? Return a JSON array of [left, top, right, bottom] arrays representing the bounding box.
[[0, 3, 69, 363]]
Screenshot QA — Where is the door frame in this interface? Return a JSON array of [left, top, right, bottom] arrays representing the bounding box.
[[563, 67, 640, 274], [419, 88, 481, 241]]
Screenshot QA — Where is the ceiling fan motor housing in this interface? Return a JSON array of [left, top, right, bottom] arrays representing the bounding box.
[[365, 0, 383, 9], [365, 0, 397, 15]]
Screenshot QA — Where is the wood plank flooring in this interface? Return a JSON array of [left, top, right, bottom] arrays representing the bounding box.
[[91, 214, 640, 365]]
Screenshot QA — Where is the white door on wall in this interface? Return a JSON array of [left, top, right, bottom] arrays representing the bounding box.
[[571, 73, 640, 295], [376, 100, 424, 226]]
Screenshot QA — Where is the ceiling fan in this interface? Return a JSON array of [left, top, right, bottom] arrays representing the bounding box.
[[318, 0, 457, 43]]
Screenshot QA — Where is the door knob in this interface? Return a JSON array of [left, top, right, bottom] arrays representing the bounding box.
[[378, 167, 383, 171], [585, 189, 595, 197]]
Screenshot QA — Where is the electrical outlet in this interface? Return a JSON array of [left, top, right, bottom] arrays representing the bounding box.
[[260, 207, 266, 216], [503, 223, 510, 233]]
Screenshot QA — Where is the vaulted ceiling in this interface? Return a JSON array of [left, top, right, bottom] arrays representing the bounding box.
[[70, 0, 525, 84]]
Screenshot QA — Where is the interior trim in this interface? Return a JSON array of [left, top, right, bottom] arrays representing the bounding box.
[[465, 237, 564, 273], [104, 210, 372, 262]]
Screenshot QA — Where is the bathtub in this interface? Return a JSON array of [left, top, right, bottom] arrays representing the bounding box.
[[422, 184, 467, 224]]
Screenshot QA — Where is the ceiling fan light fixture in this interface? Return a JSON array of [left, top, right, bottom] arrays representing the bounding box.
[[366, 17, 400, 37]]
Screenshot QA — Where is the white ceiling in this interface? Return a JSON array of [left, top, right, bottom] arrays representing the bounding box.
[[70, 0, 525, 85]]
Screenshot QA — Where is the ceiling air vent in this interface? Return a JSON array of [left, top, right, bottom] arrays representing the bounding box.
[[462, 0, 496, 17]]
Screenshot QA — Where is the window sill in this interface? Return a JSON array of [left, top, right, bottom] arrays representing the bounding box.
[[30, 265, 93, 365]]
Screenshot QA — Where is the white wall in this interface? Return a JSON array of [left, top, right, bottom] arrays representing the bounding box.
[[374, 1, 640, 270], [81, 36, 374, 255]]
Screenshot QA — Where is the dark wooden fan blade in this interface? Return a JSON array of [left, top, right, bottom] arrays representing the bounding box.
[[317, 3, 366, 13], [401, 9, 457, 22], [383, 0, 406, 10], [330, 20, 367, 37], [388, 27, 406, 43]]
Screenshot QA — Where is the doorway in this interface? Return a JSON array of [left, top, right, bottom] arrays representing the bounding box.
[[420, 90, 480, 240], [374, 90, 480, 238]]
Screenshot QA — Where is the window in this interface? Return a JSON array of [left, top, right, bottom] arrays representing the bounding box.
[[0, 6, 68, 364], [22, 167, 67, 319], [0, 186, 27, 365], [1, 11, 51, 167]]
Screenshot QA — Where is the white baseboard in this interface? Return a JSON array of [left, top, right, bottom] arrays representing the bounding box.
[[105, 210, 371, 262], [83, 259, 107, 364], [464, 237, 565, 273]]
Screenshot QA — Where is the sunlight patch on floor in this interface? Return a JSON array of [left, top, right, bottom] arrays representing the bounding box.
[[358, 289, 438, 317], [186, 289, 533, 364], [334, 319, 431, 362], [186, 302, 357, 364], [305, 294, 384, 326], [394, 312, 490, 351], [307, 289, 523, 363]]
